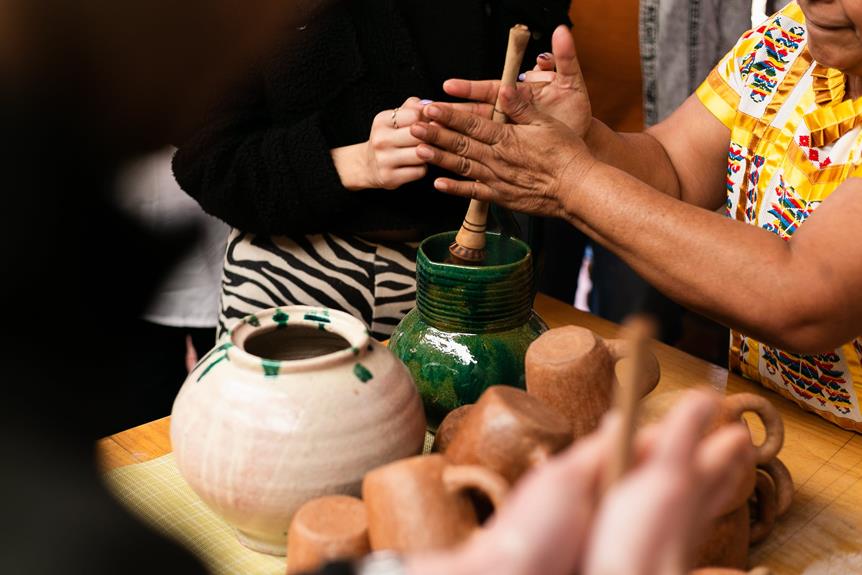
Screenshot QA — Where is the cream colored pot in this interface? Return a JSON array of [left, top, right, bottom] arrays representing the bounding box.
[[171, 306, 426, 555]]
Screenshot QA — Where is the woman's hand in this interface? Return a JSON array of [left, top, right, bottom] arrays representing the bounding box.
[[331, 97, 428, 191], [442, 26, 592, 137], [411, 87, 594, 219]]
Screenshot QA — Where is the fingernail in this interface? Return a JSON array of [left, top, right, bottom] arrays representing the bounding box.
[[419, 99, 433, 106], [435, 179, 449, 191], [411, 123, 428, 139], [425, 105, 441, 118], [518, 73, 526, 82], [416, 145, 434, 160], [538, 52, 552, 60]]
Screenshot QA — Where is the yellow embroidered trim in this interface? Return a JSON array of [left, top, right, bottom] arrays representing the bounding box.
[[810, 64, 845, 106], [804, 98, 862, 148], [696, 70, 738, 130]]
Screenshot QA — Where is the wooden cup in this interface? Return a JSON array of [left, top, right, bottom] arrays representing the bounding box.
[[362, 454, 508, 552], [525, 326, 661, 439], [286, 495, 370, 575], [443, 386, 573, 483]]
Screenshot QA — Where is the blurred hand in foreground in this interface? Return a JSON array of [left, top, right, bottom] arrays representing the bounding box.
[[407, 390, 756, 575]]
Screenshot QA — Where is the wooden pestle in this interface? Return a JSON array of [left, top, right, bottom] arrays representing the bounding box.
[[604, 320, 652, 489], [448, 24, 531, 265]]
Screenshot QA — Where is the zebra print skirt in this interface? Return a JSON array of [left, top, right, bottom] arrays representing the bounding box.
[[218, 229, 419, 340]]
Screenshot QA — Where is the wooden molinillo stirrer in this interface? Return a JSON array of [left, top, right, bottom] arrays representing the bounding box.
[[448, 24, 532, 265], [604, 320, 652, 489]]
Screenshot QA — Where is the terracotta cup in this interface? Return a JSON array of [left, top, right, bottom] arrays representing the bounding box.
[[693, 504, 751, 570], [694, 473, 777, 569], [443, 385, 573, 483], [758, 457, 793, 517], [525, 326, 661, 439], [640, 391, 784, 515], [432, 404, 473, 454], [286, 495, 370, 575], [749, 469, 778, 544], [362, 454, 508, 552]]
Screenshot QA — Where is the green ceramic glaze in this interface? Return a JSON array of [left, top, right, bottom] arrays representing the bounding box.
[[390, 231, 548, 426]]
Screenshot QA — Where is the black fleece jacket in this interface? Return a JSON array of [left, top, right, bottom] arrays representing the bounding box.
[[173, 0, 570, 237]]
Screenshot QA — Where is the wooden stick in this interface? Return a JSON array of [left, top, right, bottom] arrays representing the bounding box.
[[448, 24, 531, 264], [604, 320, 651, 488]]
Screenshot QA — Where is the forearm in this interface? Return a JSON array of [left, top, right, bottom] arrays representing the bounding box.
[[562, 161, 842, 352], [584, 118, 682, 199]]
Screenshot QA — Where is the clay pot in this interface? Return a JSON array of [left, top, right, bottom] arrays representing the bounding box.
[[286, 495, 370, 574], [390, 231, 548, 427], [444, 386, 572, 483], [433, 404, 473, 453], [758, 457, 793, 517], [171, 306, 427, 555], [363, 454, 508, 552], [525, 325, 661, 438]]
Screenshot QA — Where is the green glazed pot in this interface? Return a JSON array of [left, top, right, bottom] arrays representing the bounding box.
[[390, 231, 548, 427]]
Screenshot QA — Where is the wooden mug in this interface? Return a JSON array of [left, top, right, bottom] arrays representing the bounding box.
[[362, 454, 508, 552], [286, 495, 370, 575], [525, 326, 661, 438], [443, 385, 573, 483]]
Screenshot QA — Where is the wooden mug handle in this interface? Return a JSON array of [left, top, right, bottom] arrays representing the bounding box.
[[606, 338, 661, 397], [723, 393, 784, 464], [749, 469, 777, 544], [758, 457, 793, 517], [443, 464, 509, 510]]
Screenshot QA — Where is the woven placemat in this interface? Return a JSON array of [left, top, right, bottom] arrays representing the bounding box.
[[104, 432, 436, 575]]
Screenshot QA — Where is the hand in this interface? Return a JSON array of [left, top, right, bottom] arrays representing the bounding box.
[[411, 87, 594, 219], [332, 97, 428, 191], [405, 391, 755, 575], [442, 26, 592, 137]]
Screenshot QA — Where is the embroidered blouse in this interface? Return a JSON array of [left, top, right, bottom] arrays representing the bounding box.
[[696, 1, 862, 432]]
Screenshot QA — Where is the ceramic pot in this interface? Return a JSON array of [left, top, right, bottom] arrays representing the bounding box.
[[171, 306, 426, 556], [286, 495, 370, 574], [363, 454, 508, 552], [444, 386, 572, 483], [525, 326, 661, 439], [390, 231, 548, 426]]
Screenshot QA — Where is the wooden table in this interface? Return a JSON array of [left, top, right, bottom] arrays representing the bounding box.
[[99, 294, 862, 574]]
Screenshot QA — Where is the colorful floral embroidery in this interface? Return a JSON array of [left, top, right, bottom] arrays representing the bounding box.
[[697, 2, 862, 431], [761, 176, 820, 239], [740, 16, 805, 103]]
